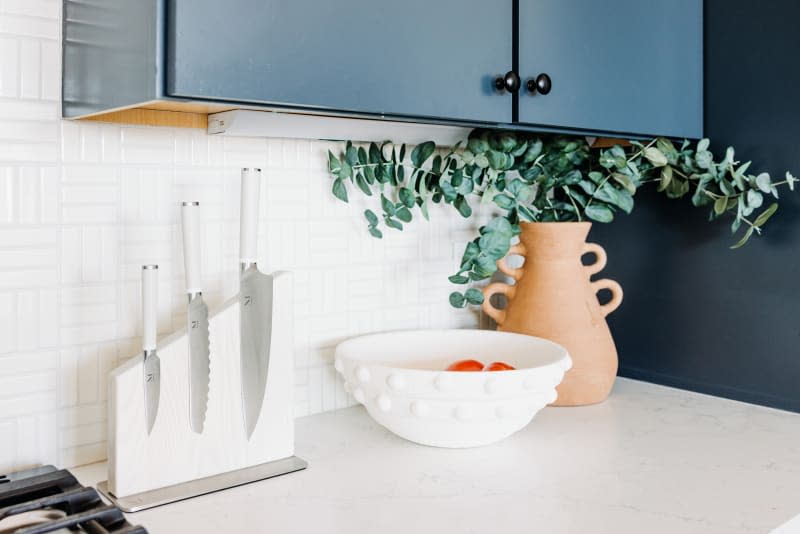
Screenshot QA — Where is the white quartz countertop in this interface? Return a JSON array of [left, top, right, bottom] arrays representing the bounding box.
[[74, 378, 800, 534]]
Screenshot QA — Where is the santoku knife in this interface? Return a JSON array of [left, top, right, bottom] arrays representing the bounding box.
[[239, 168, 274, 439], [181, 201, 211, 434], [141, 264, 160, 435]]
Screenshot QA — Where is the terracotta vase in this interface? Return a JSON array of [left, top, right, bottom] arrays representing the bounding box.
[[481, 222, 623, 406]]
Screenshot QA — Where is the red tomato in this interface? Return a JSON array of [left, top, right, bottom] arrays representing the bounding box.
[[484, 361, 516, 371], [445, 359, 484, 372]]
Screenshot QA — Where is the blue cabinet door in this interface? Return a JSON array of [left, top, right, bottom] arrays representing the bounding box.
[[518, 0, 702, 138], [166, 0, 512, 124]]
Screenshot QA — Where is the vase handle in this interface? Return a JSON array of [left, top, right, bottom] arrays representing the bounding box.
[[482, 243, 527, 324], [591, 279, 623, 317], [496, 243, 527, 281], [582, 242, 607, 276], [482, 282, 516, 325]]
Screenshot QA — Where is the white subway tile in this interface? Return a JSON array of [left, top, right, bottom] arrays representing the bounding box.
[[0, 350, 57, 374], [0, 166, 14, 223], [0, 292, 14, 353], [19, 39, 40, 99], [58, 348, 78, 407], [0, 390, 57, 417], [39, 39, 59, 100], [60, 421, 105, 449], [1, 0, 61, 19], [0, 247, 56, 269], [0, 371, 56, 397], [0, 141, 57, 162], [18, 167, 39, 223], [0, 99, 57, 121], [60, 402, 106, 428], [0, 120, 57, 142], [0, 420, 17, 472], [16, 289, 39, 350], [0, 268, 57, 289], [59, 441, 105, 468], [0, 13, 59, 39], [77, 346, 99, 404], [38, 288, 58, 347], [0, 227, 56, 247], [0, 36, 19, 97], [60, 121, 81, 161], [39, 166, 59, 223], [61, 204, 116, 224], [121, 127, 175, 164]]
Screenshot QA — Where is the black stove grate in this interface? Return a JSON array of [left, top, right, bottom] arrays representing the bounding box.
[[0, 465, 146, 534]]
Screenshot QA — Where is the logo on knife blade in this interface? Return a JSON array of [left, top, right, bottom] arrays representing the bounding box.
[[244, 295, 252, 306], [146, 373, 155, 382], [191, 319, 200, 329]]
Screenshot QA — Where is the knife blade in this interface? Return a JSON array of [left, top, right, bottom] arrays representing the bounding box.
[[239, 168, 274, 439], [141, 264, 160, 435], [181, 201, 211, 434]]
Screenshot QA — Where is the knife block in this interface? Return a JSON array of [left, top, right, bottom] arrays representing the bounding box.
[[102, 271, 304, 508]]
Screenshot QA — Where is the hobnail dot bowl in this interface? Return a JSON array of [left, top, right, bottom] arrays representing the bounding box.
[[334, 329, 572, 448]]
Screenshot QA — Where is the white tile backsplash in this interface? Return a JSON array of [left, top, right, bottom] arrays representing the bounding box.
[[0, 0, 489, 472]]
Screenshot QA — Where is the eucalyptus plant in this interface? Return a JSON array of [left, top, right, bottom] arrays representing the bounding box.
[[327, 130, 797, 308]]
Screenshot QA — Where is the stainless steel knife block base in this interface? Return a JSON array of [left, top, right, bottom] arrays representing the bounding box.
[[97, 455, 307, 512]]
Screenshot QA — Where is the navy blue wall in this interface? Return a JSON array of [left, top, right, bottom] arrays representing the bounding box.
[[592, 0, 800, 411]]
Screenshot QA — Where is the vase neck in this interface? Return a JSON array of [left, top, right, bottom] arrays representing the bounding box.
[[519, 222, 591, 259]]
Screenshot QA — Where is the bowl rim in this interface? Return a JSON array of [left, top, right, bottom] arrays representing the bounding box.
[[334, 328, 571, 375]]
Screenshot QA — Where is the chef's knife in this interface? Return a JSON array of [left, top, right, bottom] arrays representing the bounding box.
[[142, 264, 160, 435], [239, 168, 274, 439], [181, 201, 210, 434]]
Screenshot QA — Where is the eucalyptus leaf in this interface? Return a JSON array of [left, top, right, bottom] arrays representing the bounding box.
[[585, 204, 614, 223], [364, 209, 379, 226], [399, 188, 415, 208], [644, 147, 668, 167], [332, 177, 348, 202], [328, 151, 341, 174], [395, 207, 412, 223], [454, 196, 472, 218], [747, 189, 763, 209], [753, 202, 778, 228], [755, 173, 772, 193], [449, 292, 466, 308], [368, 142, 381, 164], [355, 173, 371, 196], [713, 196, 727, 216], [730, 226, 754, 249], [410, 141, 435, 167], [384, 216, 403, 231], [380, 194, 396, 216], [464, 288, 485, 305]]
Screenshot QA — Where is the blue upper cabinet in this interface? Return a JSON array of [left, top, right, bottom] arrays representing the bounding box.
[[517, 0, 703, 139], [166, 0, 513, 124], [63, 1, 703, 138]]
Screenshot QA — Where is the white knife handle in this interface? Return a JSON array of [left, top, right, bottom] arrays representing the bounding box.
[[240, 168, 261, 264], [181, 201, 202, 294], [142, 265, 158, 351]]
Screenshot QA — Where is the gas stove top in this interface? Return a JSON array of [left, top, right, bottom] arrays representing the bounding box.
[[0, 465, 146, 534]]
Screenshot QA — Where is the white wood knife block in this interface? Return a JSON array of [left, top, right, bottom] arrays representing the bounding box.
[[107, 271, 295, 498]]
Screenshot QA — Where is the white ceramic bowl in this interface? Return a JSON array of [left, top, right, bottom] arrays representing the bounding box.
[[334, 329, 572, 448]]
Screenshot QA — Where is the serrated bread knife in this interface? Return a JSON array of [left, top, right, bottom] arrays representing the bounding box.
[[239, 168, 274, 439], [141, 264, 160, 435], [181, 201, 211, 434]]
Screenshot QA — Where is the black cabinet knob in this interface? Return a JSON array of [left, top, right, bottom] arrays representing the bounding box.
[[495, 71, 521, 93], [526, 73, 552, 95]]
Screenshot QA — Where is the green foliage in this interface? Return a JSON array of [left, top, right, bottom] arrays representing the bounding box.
[[327, 131, 796, 307]]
